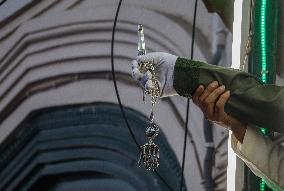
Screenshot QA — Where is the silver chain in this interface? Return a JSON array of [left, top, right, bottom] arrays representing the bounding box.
[[137, 24, 161, 170]]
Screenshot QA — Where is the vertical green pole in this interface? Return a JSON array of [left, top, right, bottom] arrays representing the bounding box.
[[259, 2, 268, 190], [260, 0, 267, 84], [250, 0, 279, 190]]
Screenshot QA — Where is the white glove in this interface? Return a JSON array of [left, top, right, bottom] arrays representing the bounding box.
[[131, 52, 178, 97]]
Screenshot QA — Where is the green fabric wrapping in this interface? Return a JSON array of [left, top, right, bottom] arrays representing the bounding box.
[[174, 57, 284, 134], [202, 0, 234, 31]]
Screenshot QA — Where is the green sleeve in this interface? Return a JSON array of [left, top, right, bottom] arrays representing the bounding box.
[[174, 57, 284, 134], [202, 0, 234, 31]]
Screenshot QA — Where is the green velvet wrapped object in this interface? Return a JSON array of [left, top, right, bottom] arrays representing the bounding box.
[[174, 57, 284, 134]]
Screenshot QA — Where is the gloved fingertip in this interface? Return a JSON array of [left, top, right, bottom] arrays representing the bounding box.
[[136, 55, 146, 63], [131, 60, 138, 68], [132, 68, 143, 80], [145, 71, 152, 79], [140, 74, 149, 86], [145, 80, 154, 90]]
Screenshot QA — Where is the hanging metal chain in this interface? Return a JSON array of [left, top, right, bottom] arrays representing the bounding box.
[[137, 24, 161, 171], [240, 0, 254, 71], [241, 31, 252, 71]]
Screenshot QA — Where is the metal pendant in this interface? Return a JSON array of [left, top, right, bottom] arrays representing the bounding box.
[[138, 141, 160, 170], [138, 124, 160, 170]]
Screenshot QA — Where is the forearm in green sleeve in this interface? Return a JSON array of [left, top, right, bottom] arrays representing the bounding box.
[[173, 57, 284, 134]]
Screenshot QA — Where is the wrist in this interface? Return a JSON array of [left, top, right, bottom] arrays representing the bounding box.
[[173, 57, 203, 98], [160, 55, 178, 97], [229, 118, 247, 143]]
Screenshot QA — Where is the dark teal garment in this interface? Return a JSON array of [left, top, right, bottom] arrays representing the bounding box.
[[174, 57, 284, 134]]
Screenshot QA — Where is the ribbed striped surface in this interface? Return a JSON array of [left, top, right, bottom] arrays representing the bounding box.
[[0, 0, 231, 190]]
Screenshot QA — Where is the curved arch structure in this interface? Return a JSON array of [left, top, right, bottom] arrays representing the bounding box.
[[0, 103, 184, 190]]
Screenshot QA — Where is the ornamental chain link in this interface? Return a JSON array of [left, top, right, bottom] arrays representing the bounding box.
[[137, 24, 160, 171], [138, 62, 160, 106]]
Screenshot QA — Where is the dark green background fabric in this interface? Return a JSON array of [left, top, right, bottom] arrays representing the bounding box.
[[202, 0, 234, 31], [174, 57, 284, 134]]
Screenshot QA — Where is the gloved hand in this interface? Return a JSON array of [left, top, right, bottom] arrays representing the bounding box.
[[131, 52, 178, 97]]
